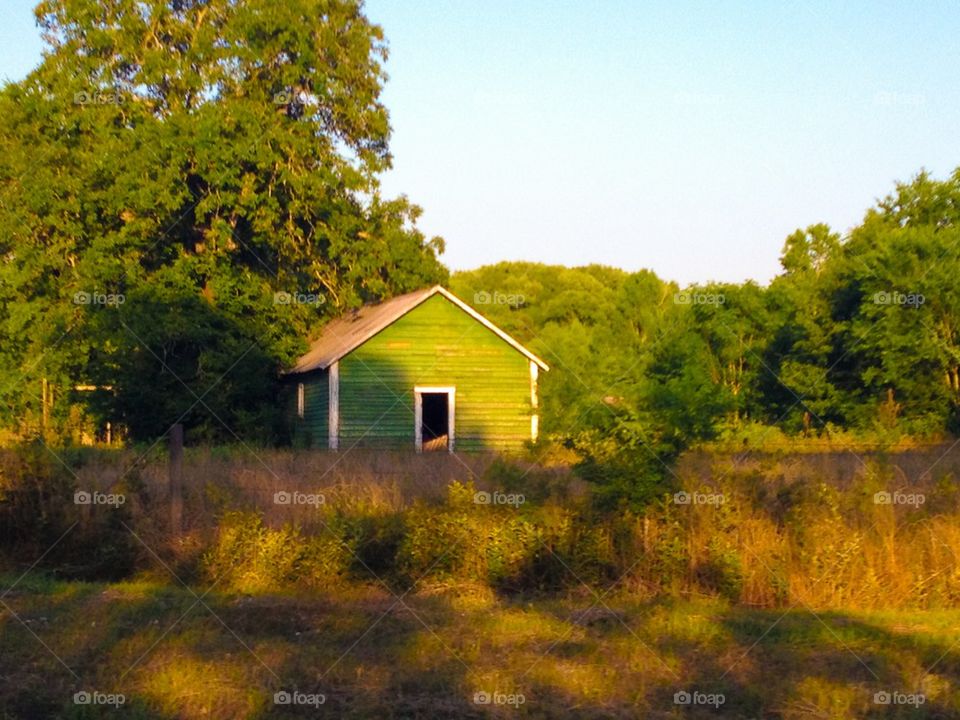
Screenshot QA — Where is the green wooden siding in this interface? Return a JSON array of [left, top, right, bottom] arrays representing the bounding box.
[[288, 294, 538, 451], [340, 295, 532, 451], [291, 369, 328, 448]]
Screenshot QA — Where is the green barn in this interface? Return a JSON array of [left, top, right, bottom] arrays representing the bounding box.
[[285, 286, 549, 452]]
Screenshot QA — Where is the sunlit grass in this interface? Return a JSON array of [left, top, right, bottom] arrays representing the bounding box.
[[2, 571, 960, 717], [138, 651, 265, 719]]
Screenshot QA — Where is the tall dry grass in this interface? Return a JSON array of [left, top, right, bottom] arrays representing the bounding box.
[[56, 446, 578, 524], [653, 452, 960, 609], [2, 443, 960, 609]]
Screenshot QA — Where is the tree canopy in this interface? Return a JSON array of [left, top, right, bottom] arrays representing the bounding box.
[[453, 168, 960, 505], [2, 3, 958, 513], [0, 0, 446, 442]]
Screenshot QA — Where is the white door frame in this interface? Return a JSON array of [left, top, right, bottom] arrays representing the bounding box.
[[414, 386, 455, 453]]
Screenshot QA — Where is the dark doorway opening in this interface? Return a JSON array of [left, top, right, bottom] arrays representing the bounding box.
[[421, 393, 449, 451]]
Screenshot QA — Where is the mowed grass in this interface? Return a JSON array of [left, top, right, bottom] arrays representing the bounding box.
[[1, 572, 959, 719]]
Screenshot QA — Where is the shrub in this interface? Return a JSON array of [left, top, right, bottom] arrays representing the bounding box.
[[201, 512, 351, 592], [396, 481, 544, 589]]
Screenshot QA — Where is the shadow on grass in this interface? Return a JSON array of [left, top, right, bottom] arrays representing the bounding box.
[[0, 573, 481, 719], [2, 573, 960, 718], [712, 608, 960, 719]]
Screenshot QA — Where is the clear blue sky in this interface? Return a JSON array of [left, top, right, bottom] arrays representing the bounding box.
[[3, 1, 959, 285]]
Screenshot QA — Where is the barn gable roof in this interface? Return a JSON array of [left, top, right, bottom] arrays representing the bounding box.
[[286, 285, 549, 375]]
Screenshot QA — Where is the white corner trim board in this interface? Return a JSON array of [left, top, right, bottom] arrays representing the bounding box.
[[530, 360, 539, 441], [328, 361, 339, 450]]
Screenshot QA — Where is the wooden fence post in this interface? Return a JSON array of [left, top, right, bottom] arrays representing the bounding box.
[[169, 424, 184, 534]]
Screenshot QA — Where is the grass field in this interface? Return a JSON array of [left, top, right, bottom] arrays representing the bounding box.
[[5, 446, 960, 718], [1, 570, 959, 719]]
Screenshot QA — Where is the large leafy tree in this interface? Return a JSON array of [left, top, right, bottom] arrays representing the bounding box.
[[838, 170, 960, 434], [761, 224, 850, 432], [0, 0, 446, 442]]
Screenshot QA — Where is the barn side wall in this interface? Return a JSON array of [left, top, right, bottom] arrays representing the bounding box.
[[338, 294, 533, 452], [290, 369, 328, 448]]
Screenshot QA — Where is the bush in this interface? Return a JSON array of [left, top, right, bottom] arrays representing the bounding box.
[[394, 482, 619, 591], [396, 482, 539, 588], [201, 512, 351, 592]]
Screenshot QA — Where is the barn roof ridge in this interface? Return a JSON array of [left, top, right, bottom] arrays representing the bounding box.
[[285, 285, 549, 375]]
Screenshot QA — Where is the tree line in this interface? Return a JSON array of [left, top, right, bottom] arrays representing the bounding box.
[[452, 170, 960, 502], [1, 2, 958, 507]]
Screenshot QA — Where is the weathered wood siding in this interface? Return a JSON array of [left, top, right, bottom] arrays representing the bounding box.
[[337, 294, 533, 451], [291, 369, 328, 448]]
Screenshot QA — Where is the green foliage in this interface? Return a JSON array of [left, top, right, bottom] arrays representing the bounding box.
[[201, 511, 351, 592], [396, 481, 540, 588], [697, 537, 745, 601], [0, 0, 446, 442], [453, 168, 960, 506], [3, 0, 959, 508], [392, 481, 618, 591]]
